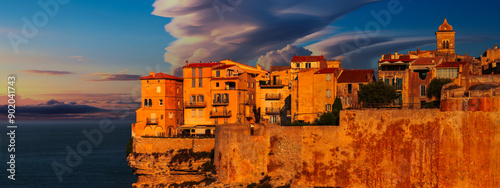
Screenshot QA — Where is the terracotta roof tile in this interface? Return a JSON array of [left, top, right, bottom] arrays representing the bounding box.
[[140, 72, 183, 80], [337, 69, 374, 83], [412, 57, 442, 66], [315, 68, 340, 74], [291, 55, 325, 62]]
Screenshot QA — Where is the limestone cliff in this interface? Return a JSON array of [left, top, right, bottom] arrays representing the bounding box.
[[127, 138, 216, 188]]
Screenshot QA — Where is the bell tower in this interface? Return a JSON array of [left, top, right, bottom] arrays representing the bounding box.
[[435, 18, 456, 54]]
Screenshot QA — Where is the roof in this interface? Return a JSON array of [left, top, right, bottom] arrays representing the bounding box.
[[183, 62, 222, 68], [337, 69, 374, 83], [412, 57, 442, 66], [436, 61, 468, 68], [439, 18, 453, 31], [270, 66, 290, 72], [212, 64, 236, 70], [315, 68, 340, 74], [291, 55, 325, 62], [140, 72, 183, 80], [211, 77, 238, 80], [378, 59, 416, 63]]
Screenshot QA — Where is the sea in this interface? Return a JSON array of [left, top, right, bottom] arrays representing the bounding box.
[[0, 119, 137, 188]]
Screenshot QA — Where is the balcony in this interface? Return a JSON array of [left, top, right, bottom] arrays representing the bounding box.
[[184, 101, 207, 108], [260, 80, 286, 88], [212, 99, 229, 106], [244, 99, 255, 105], [265, 93, 281, 100], [210, 110, 231, 117], [265, 107, 280, 115], [146, 118, 158, 125]]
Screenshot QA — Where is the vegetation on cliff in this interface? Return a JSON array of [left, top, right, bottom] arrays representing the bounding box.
[[126, 137, 133, 156]]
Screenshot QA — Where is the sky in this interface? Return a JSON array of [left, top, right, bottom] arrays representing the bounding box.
[[1, 0, 499, 119]]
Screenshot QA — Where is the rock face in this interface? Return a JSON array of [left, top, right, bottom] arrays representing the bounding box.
[[127, 138, 215, 188], [215, 109, 500, 187]]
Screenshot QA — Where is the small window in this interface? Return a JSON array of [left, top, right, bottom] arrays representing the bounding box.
[[348, 84, 352, 94], [177, 87, 179, 93], [177, 100, 180, 107], [326, 74, 331, 81], [159, 99, 163, 106], [192, 110, 196, 117], [199, 68, 203, 77], [385, 79, 389, 85], [157, 86, 161, 93], [198, 109, 203, 117], [216, 82, 219, 87], [296, 63, 300, 68], [325, 104, 332, 111], [359, 83, 364, 89], [144, 99, 148, 107], [169, 112, 173, 119], [420, 85, 426, 97], [197, 95, 204, 102], [216, 71, 220, 77], [326, 89, 331, 97], [148, 99, 152, 107], [199, 78, 203, 87], [192, 68, 196, 77], [192, 79, 196, 88]]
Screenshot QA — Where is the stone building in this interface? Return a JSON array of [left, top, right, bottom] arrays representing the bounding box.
[[336, 69, 375, 108], [182, 60, 267, 135], [132, 72, 183, 137]]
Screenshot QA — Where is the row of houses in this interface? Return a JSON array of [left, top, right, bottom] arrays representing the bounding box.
[[131, 57, 374, 137]]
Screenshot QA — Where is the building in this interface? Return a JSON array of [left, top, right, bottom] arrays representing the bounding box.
[[132, 72, 183, 137], [336, 69, 375, 108], [481, 44, 500, 74], [182, 60, 267, 135], [258, 66, 291, 125]]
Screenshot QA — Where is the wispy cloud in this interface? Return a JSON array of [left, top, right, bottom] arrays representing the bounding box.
[[256, 44, 312, 70], [20, 70, 75, 75], [83, 69, 141, 81], [152, 0, 381, 76], [69, 55, 86, 62]]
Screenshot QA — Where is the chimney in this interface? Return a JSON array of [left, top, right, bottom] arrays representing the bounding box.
[[185, 59, 188, 66], [150, 71, 155, 77]]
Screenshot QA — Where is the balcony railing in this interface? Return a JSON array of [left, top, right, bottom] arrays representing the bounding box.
[[260, 80, 285, 88], [146, 118, 158, 125], [184, 101, 207, 108], [265, 107, 280, 115], [212, 99, 229, 106], [244, 99, 255, 105], [265, 93, 281, 100], [210, 110, 231, 117]]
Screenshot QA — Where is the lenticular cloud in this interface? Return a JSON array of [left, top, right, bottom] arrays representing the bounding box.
[[151, 0, 379, 76]]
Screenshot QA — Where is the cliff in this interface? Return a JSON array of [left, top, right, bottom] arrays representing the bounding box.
[[127, 138, 216, 188]]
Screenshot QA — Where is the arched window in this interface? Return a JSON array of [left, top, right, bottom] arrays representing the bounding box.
[[148, 99, 152, 107], [144, 99, 148, 107], [326, 89, 331, 98], [326, 74, 331, 81], [442, 40, 446, 49]]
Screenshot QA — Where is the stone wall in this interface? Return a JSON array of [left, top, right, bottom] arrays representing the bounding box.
[[215, 109, 500, 187]]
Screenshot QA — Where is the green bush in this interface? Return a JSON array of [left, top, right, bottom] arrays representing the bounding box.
[[126, 137, 133, 156]]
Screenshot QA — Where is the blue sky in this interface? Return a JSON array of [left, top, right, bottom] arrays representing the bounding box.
[[1, 0, 499, 119]]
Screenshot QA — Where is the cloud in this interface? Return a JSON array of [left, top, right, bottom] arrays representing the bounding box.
[[256, 44, 312, 70], [46, 99, 64, 105], [11, 104, 108, 115], [152, 0, 380, 75], [69, 56, 86, 62], [0, 94, 45, 106], [83, 69, 141, 81], [20, 70, 75, 75]]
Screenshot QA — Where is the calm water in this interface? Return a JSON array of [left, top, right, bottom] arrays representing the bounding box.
[[0, 120, 136, 188]]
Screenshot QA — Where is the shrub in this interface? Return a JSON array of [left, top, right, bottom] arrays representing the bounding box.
[[126, 137, 133, 156]]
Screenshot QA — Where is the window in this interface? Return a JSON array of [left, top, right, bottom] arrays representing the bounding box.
[[420, 85, 426, 97], [216, 70, 220, 77], [148, 99, 152, 107], [325, 104, 332, 111], [252, 83, 255, 88], [144, 99, 147, 107], [326, 89, 331, 97], [199, 78, 203, 87], [199, 68, 203, 77], [197, 95, 204, 102], [159, 99, 163, 106], [216, 82, 219, 87], [359, 83, 364, 89], [214, 119, 218, 124], [247, 82, 250, 88], [192, 109, 196, 117], [396, 78, 403, 90], [192, 79, 196, 88], [326, 74, 331, 81], [190, 95, 196, 103], [270, 116, 278, 124], [192, 68, 196, 77], [177, 87, 179, 93], [169, 112, 173, 119], [198, 109, 203, 117], [385, 79, 390, 85], [177, 100, 180, 107], [157, 86, 161, 93], [305, 63, 311, 68], [348, 84, 352, 94], [296, 63, 300, 68]]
